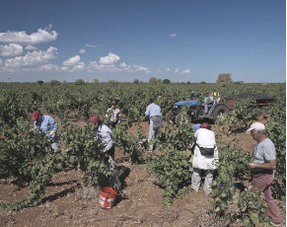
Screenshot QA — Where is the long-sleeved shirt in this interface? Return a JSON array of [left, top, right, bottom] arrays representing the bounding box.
[[106, 108, 121, 123], [95, 124, 114, 152], [145, 103, 162, 118], [34, 115, 58, 135]]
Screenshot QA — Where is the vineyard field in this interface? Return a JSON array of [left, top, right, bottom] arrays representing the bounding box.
[[0, 82, 285, 226]]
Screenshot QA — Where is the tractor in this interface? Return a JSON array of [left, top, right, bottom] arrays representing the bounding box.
[[166, 93, 275, 126], [166, 99, 229, 125]]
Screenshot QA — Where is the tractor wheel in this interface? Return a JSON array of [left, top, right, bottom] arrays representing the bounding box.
[[175, 113, 182, 126], [212, 105, 229, 121], [166, 110, 176, 124]]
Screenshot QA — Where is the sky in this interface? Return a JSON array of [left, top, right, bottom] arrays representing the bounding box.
[[0, 0, 285, 83]]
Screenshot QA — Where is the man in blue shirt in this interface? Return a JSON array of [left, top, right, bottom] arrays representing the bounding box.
[[145, 99, 163, 151], [31, 110, 60, 150]]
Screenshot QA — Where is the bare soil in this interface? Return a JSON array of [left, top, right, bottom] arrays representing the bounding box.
[[0, 122, 285, 227]]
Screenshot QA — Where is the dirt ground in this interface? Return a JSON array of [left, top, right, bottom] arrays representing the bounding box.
[[0, 122, 285, 227]]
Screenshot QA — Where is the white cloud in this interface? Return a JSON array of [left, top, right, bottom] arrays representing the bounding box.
[[25, 45, 38, 51], [118, 61, 149, 74], [71, 62, 85, 72], [79, 49, 86, 54], [84, 44, 96, 48], [63, 55, 81, 66], [181, 69, 191, 75], [166, 67, 170, 72], [3, 46, 58, 69], [38, 63, 60, 71], [168, 33, 177, 38], [0, 58, 2, 66], [88, 61, 119, 73], [99, 52, 120, 65], [156, 69, 161, 73], [0, 43, 23, 57], [0, 27, 58, 45], [62, 55, 85, 72], [133, 65, 150, 74], [88, 59, 149, 74], [175, 68, 179, 73], [120, 62, 127, 68]]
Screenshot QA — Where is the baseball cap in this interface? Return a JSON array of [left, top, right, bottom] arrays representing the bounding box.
[[31, 110, 41, 121], [90, 116, 99, 124], [111, 100, 116, 105], [247, 122, 265, 132], [200, 122, 209, 129]]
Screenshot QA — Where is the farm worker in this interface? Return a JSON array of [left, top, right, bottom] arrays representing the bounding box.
[[203, 90, 214, 114], [167, 92, 173, 101], [31, 110, 60, 150], [213, 88, 221, 103], [90, 116, 121, 189], [191, 122, 218, 195], [246, 122, 280, 226], [106, 100, 121, 127], [190, 90, 196, 100], [90, 116, 115, 159], [145, 99, 163, 152]]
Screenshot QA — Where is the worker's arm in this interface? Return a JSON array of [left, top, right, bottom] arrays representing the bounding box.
[[247, 160, 276, 170], [103, 129, 114, 152], [47, 116, 58, 137]]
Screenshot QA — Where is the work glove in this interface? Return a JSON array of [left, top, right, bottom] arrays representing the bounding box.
[[49, 130, 55, 138]]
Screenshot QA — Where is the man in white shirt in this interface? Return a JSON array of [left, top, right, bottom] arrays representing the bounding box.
[[90, 116, 121, 189], [90, 116, 114, 158], [145, 99, 163, 151], [191, 122, 218, 194]]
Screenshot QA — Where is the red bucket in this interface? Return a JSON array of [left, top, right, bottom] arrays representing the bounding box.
[[98, 187, 118, 209]]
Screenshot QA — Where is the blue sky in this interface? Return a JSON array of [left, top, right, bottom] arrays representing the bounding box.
[[0, 0, 285, 82]]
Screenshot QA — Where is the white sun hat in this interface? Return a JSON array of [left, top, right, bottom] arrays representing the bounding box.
[[247, 122, 265, 132]]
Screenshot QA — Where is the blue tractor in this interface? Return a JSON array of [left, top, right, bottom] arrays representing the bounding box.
[[166, 99, 229, 125]]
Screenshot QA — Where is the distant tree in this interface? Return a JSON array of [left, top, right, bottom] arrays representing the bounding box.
[[187, 81, 191, 84], [149, 77, 161, 85], [200, 81, 206, 84], [162, 79, 170, 84], [93, 78, 99, 84], [74, 79, 85, 85], [133, 79, 140, 84], [50, 80, 61, 85], [216, 73, 233, 87], [37, 80, 44, 85], [108, 80, 119, 84]]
